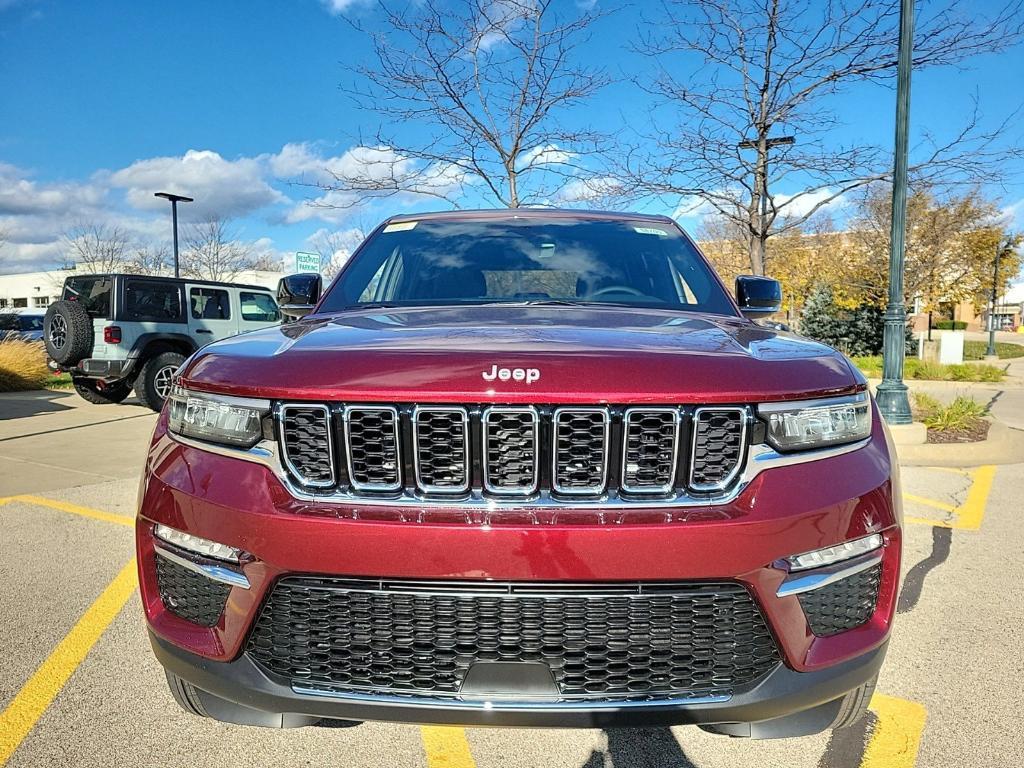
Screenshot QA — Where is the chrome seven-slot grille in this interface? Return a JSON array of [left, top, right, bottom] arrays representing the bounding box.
[[245, 578, 781, 701], [277, 404, 749, 499]]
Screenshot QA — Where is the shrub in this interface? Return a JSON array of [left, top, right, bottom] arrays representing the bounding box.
[[849, 355, 1006, 382], [912, 392, 942, 419], [934, 320, 967, 331], [0, 338, 51, 391], [921, 396, 987, 432]]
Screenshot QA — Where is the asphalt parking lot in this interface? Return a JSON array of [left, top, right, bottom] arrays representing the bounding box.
[[1, 389, 1021, 768]]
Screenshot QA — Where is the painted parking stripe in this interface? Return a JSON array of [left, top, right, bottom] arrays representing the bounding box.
[[421, 726, 476, 768], [903, 465, 995, 530], [860, 693, 927, 768], [1, 494, 134, 528], [0, 558, 138, 767]]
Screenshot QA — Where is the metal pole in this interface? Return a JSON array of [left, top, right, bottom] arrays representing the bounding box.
[[986, 242, 1001, 356], [171, 199, 180, 279], [875, 0, 915, 425]]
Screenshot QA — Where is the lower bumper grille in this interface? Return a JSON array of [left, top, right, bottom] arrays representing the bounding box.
[[246, 578, 781, 701], [156, 553, 230, 627], [798, 564, 881, 637]]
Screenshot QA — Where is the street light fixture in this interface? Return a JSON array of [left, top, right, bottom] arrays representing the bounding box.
[[737, 135, 795, 272], [154, 192, 194, 278], [985, 239, 1007, 358], [874, 0, 915, 426]]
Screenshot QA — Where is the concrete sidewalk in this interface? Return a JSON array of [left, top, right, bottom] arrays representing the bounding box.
[[0, 390, 157, 496]]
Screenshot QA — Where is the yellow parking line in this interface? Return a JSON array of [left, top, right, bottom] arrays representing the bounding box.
[[0, 558, 138, 767], [421, 726, 476, 768], [860, 693, 927, 768], [903, 465, 995, 530], [902, 493, 955, 513], [4, 495, 133, 528]]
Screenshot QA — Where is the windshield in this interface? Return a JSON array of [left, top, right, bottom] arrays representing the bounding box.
[[318, 217, 737, 316], [63, 275, 112, 318]]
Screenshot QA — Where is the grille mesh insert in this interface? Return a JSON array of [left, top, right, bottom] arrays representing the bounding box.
[[280, 406, 334, 486], [484, 409, 538, 493], [690, 409, 745, 490], [155, 554, 231, 627], [346, 408, 401, 490], [553, 409, 608, 493], [622, 410, 678, 492], [246, 578, 781, 701], [414, 409, 469, 492], [798, 564, 881, 636]]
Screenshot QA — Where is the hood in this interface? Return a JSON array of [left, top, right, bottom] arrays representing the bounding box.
[[180, 305, 860, 403]]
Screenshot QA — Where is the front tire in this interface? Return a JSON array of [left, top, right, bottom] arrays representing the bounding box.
[[831, 673, 877, 730], [163, 671, 321, 728], [72, 378, 133, 405], [135, 351, 185, 412]]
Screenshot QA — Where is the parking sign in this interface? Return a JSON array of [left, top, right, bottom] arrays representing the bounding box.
[[294, 251, 321, 274]]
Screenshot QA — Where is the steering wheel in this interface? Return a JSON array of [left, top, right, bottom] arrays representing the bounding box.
[[588, 285, 647, 299]]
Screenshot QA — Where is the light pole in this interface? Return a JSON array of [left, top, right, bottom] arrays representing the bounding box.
[[985, 240, 1005, 357], [875, 0, 914, 426], [154, 192, 194, 278], [738, 135, 795, 273]]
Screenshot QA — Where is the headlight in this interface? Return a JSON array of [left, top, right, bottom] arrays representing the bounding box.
[[786, 533, 883, 571], [167, 385, 269, 448], [758, 392, 871, 451]]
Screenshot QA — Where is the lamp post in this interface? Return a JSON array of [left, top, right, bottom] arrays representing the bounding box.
[[985, 240, 1005, 357], [875, 0, 915, 426], [737, 135, 796, 273], [154, 192, 194, 278]]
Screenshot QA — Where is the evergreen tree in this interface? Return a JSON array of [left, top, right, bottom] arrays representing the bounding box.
[[799, 284, 848, 349]]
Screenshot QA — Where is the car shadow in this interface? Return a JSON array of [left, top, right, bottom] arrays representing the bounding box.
[[580, 728, 697, 768], [0, 389, 77, 421]]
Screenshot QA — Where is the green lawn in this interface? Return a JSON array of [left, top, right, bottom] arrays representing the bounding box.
[[45, 372, 73, 390], [851, 356, 1006, 382], [963, 341, 1024, 360]]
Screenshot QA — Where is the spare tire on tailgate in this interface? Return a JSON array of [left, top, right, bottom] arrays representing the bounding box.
[[44, 300, 94, 366]]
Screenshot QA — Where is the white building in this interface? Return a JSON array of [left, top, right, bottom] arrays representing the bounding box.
[[0, 269, 284, 311]]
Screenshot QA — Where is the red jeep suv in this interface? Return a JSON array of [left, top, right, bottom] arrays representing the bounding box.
[[137, 210, 901, 738]]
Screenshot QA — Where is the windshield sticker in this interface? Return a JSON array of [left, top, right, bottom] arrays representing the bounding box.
[[383, 221, 418, 233], [633, 226, 670, 236]]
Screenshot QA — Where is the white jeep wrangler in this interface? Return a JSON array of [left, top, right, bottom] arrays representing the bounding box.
[[44, 274, 280, 411]]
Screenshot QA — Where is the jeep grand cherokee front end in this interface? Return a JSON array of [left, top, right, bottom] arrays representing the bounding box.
[[137, 210, 901, 738]]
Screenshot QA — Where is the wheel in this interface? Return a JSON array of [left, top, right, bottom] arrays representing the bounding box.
[[164, 670, 208, 719], [163, 670, 320, 727], [43, 300, 93, 365], [831, 673, 877, 730], [72, 378, 133, 404], [135, 351, 185, 411]]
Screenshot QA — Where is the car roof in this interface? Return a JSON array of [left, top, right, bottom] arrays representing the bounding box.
[[2, 307, 45, 315], [64, 274, 274, 292], [384, 208, 678, 225]]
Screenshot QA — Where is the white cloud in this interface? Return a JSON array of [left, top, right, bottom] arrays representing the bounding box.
[[556, 175, 623, 205], [319, 0, 368, 14], [0, 162, 106, 217], [773, 188, 848, 220], [1000, 198, 1024, 229], [517, 144, 576, 172], [110, 149, 286, 219]]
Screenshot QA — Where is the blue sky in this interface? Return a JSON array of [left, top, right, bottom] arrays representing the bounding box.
[[0, 0, 1021, 275]]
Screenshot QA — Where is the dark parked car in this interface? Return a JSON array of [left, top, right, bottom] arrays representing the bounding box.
[[138, 210, 900, 738]]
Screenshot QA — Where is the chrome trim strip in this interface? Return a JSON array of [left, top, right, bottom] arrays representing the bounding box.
[[291, 685, 731, 709], [757, 391, 868, 414], [621, 407, 681, 494], [167, 433, 870, 510], [688, 407, 749, 492], [412, 406, 471, 494], [170, 385, 271, 411], [277, 404, 336, 489], [343, 405, 403, 492], [482, 406, 540, 495], [776, 551, 883, 598], [154, 546, 251, 589], [551, 407, 610, 495]]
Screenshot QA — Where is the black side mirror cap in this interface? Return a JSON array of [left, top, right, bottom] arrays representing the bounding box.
[[277, 273, 323, 319], [735, 275, 782, 320]]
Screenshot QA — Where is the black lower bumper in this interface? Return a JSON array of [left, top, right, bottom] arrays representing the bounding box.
[[150, 630, 887, 732]]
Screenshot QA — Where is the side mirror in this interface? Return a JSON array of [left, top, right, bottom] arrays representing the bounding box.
[[277, 273, 322, 319], [735, 275, 782, 320]]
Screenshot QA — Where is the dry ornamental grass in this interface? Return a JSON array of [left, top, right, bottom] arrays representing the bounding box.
[[0, 338, 51, 391]]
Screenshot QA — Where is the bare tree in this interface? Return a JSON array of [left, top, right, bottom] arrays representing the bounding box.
[[63, 223, 133, 273], [315, 0, 611, 209], [181, 217, 256, 282], [622, 0, 1024, 275], [127, 245, 171, 275], [309, 224, 370, 279]]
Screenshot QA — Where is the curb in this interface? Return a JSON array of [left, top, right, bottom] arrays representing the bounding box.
[[895, 419, 1024, 467]]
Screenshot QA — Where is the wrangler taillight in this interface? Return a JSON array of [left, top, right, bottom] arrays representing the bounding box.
[[104, 326, 121, 344]]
